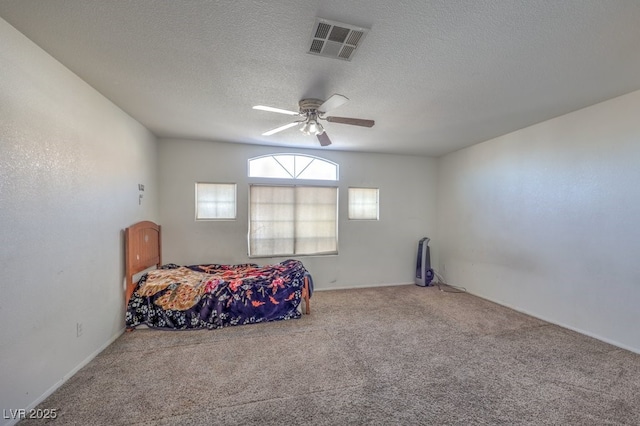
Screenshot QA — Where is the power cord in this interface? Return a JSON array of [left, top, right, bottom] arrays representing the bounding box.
[[432, 269, 467, 293]]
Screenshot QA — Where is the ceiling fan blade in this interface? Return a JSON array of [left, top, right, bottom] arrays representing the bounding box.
[[253, 105, 299, 116], [325, 116, 375, 127], [262, 121, 299, 136], [318, 94, 349, 113], [317, 132, 332, 146]]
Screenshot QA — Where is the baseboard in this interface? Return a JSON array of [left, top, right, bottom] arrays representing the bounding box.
[[464, 290, 640, 356], [314, 281, 414, 291], [3, 328, 126, 426]]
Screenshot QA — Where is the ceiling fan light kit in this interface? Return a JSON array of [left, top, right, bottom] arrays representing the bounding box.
[[300, 117, 324, 136], [298, 99, 325, 136]]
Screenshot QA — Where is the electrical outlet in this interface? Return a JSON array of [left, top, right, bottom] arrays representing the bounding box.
[[76, 322, 83, 337]]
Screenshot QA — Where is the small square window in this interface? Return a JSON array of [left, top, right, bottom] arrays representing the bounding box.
[[348, 187, 379, 220], [195, 183, 236, 220]]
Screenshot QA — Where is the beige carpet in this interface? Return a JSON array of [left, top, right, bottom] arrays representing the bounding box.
[[20, 285, 640, 425]]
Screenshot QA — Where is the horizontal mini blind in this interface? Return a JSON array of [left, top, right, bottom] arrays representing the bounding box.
[[249, 185, 337, 256]]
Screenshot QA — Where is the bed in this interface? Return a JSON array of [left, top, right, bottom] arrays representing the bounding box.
[[124, 221, 312, 330]]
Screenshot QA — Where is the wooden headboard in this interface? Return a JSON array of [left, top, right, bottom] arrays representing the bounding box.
[[125, 221, 161, 305]]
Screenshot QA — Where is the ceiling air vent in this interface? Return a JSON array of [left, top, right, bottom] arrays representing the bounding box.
[[308, 18, 369, 61]]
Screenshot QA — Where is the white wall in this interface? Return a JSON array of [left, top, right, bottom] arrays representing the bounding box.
[[0, 18, 158, 423], [158, 139, 438, 289], [437, 90, 640, 353]]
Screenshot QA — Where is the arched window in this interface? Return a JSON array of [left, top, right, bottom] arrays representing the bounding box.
[[248, 154, 338, 181]]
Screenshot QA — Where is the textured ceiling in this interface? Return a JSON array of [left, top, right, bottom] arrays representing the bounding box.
[[1, 0, 640, 156]]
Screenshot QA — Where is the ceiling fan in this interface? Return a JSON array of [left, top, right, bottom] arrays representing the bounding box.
[[253, 94, 374, 146]]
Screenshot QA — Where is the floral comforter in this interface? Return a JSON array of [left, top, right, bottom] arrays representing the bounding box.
[[126, 259, 312, 330]]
